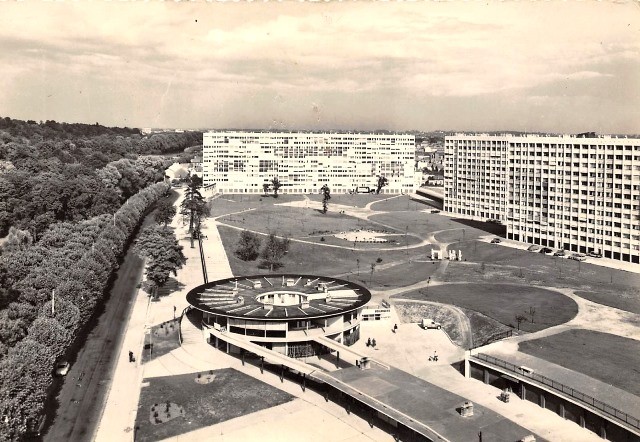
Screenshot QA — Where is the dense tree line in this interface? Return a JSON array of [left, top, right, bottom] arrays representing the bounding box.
[[0, 116, 201, 439], [0, 117, 201, 238], [0, 182, 170, 440], [0, 116, 139, 140]]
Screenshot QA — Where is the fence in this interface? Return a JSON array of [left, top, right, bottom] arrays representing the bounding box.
[[470, 330, 513, 349], [473, 353, 640, 430]]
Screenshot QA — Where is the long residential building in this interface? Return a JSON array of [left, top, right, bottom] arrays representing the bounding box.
[[445, 134, 640, 263], [202, 131, 416, 194]]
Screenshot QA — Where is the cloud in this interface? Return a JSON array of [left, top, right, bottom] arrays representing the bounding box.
[[0, 1, 638, 133]]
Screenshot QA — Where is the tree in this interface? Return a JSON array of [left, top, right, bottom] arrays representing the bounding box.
[[370, 262, 376, 284], [320, 183, 331, 214], [0, 227, 33, 253], [235, 230, 261, 261], [271, 177, 282, 198], [262, 183, 270, 196], [375, 175, 388, 195], [180, 175, 207, 246], [135, 225, 186, 300], [155, 198, 176, 227], [515, 314, 527, 331], [260, 234, 290, 271]]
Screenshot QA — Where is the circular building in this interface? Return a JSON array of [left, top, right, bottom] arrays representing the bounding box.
[[186, 274, 371, 358]]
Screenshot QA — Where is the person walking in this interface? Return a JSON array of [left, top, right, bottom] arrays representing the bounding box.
[[129, 351, 134, 362]]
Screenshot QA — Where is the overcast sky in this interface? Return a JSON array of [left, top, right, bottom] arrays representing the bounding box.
[[1, 2, 639, 134]]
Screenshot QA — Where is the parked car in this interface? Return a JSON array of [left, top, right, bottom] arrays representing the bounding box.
[[587, 251, 602, 258], [527, 245, 543, 252], [553, 250, 566, 257], [421, 318, 442, 330], [431, 209, 441, 214], [539, 247, 553, 254], [490, 238, 501, 244], [55, 361, 70, 376], [569, 253, 587, 261], [487, 219, 502, 224]]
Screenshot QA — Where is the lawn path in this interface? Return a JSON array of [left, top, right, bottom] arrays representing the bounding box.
[[211, 195, 640, 347]]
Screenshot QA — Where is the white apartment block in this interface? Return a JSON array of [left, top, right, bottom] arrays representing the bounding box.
[[445, 134, 640, 263], [202, 131, 416, 195]]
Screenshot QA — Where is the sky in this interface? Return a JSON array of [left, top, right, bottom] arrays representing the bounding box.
[[0, 1, 639, 134]]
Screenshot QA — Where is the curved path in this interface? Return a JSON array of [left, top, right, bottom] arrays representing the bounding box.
[[213, 195, 640, 347]]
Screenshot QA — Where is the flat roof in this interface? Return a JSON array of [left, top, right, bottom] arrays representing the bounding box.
[[186, 274, 371, 321], [323, 365, 542, 442]]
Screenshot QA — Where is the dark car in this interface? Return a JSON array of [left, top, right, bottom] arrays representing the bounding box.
[[553, 250, 566, 257], [490, 238, 501, 244], [539, 247, 553, 254]]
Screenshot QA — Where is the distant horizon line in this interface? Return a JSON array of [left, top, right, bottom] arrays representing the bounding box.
[[3, 114, 638, 138]]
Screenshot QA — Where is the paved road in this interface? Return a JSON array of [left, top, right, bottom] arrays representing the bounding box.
[[44, 252, 144, 442], [43, 192, 176, 442]]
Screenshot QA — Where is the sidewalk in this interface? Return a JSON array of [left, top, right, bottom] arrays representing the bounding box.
[[95, 190, 606, 442], [95, 188, 233, 441]]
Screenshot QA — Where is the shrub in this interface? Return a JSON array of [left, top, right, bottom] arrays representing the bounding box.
[[234, 230, 261, 261]]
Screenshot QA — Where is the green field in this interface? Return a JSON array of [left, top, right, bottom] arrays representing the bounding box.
[[218, 225, 434, 287], [135, 369, 294, 441], [395, 283, 578, 333], [519, 330, 640, 396]]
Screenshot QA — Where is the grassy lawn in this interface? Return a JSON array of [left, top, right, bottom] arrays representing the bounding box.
[[369, 196, 430, 212], [519, 330, 640, 396], [370, 212, 460, 237], [135, 368, 294, 441], [207, 194, 640, 315], [218, 206, 395, 239], [306, 192, 392, 208], [396, 283, 578, 333], [142, 318, 181, 363], [218, 225, 434, 288], [574, 290, 640, 315]]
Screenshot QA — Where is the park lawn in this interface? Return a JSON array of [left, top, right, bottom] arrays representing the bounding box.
[[369, 195, 429, 212], [207, 194, 305, 219], [218, 225, 434, 287], [519, 329, 640, 397], [369, 212, 458, 238], [306, 192, 393, 208], [574, 290, 640, 315], [445, 242, 640, 314], [217, 206, 394, 240], [396, 283, 578, 333], [135, 368, 294, 442], [142, 318, 181, 363]]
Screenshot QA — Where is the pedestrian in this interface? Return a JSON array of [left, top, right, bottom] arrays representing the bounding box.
[[394, 323, 398, 332], [367, 337, 371, 347], [372, 338, 377, 348], [129, 350, 134, 362]]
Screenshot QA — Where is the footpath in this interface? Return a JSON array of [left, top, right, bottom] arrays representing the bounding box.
[[95, 190, 605, 442], [94, 188, 233, 441]]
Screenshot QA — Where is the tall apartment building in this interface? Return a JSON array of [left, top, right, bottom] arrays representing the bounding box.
[[445, 134, 640, 263], [202, 131, 416, 194]]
